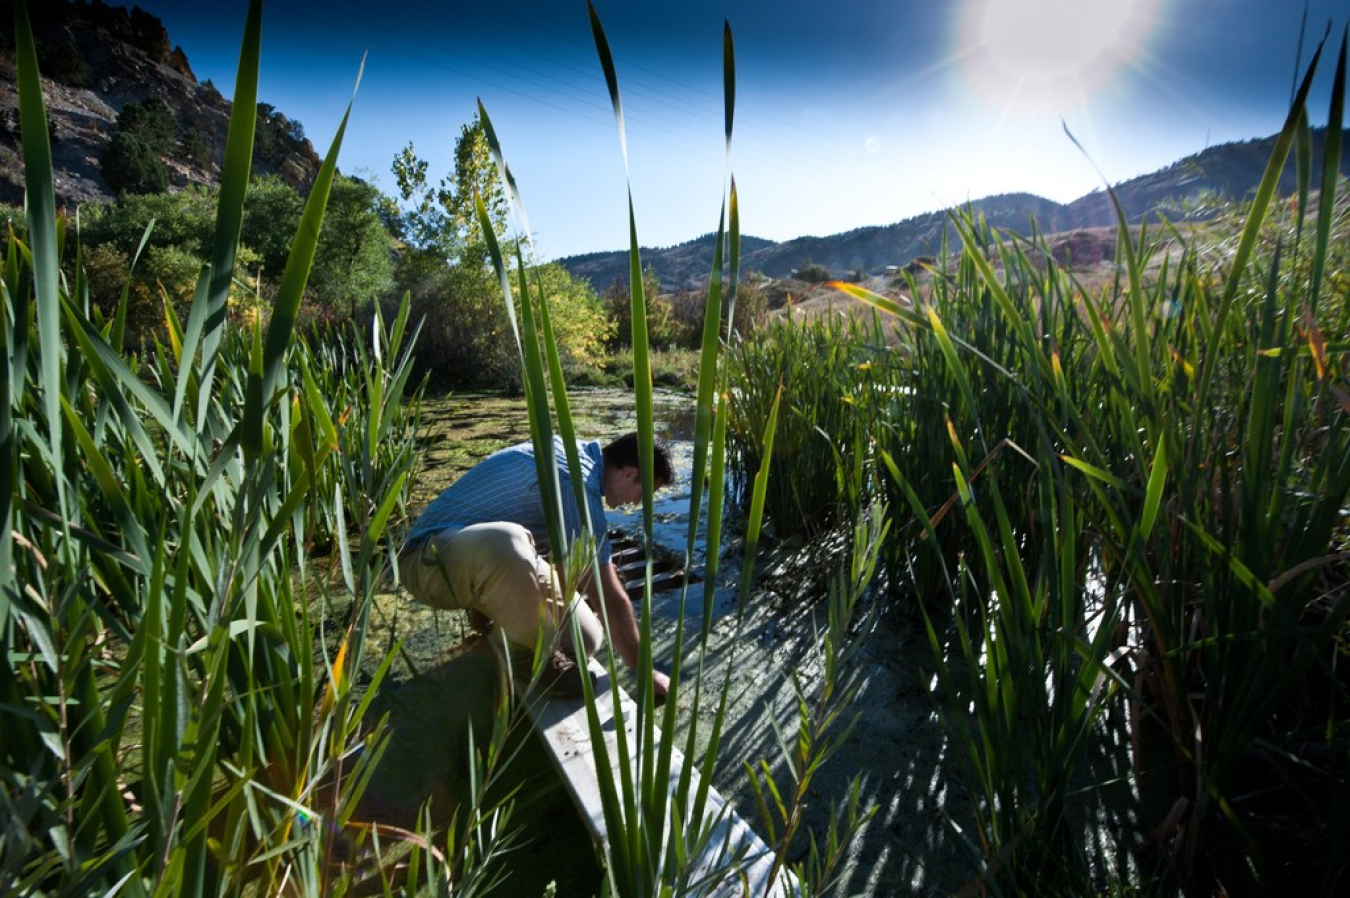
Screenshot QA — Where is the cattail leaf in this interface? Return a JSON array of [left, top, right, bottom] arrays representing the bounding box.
[[1311, 28, 1346, 310], [14, 0, 65, 530], [244, 99, 352, 458], [178, 0, 260, 422], [1139, 432, 1168, 541]]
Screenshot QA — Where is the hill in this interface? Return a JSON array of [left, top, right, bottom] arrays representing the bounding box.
[[558, 130, 1350, 291], [0, 0, 320, 208]]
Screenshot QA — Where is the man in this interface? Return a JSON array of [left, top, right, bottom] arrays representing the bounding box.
[[398, 432, 673, 700]]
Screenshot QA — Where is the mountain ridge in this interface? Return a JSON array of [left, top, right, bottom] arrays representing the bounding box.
[[558, 131, 1350, 291]]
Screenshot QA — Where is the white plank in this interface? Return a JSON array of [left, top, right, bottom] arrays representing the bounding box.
[[516, 657, 795, 897]]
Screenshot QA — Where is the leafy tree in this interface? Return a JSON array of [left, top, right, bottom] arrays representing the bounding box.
[[179, 129, 209, 165], [794, 259, 831, 283], [239, 174, 394, 323], [389, 111, 509, 283], [390, 112, 528, 387], [311, 175, 395, 320], [241, 175, 304, 277], [389, 141, 452, 265], [39, 40, 88, 87], [448, 114, 509, 269], [99, 97, 177, 195], [529, 262, 612, 376], [82, 188, 217, 257]]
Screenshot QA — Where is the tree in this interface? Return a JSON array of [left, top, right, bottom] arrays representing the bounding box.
[[529, 263, 612, 376], [179, 130, 209, 166], [388, 111, 509, 282], [100, 132, 168, 195], [241, 175, 304, 277], [311, 175, 395, 320], [99, 97, 176, 195], [117, 96, 176, 154], [389, 112, 525, 387], [603, 265, 671, 349]]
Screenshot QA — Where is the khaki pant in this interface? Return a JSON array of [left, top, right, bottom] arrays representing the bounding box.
[[398, 522, 603, 658]]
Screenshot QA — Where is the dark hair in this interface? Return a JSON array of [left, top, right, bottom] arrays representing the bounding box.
[[603, 432, 674, 487]]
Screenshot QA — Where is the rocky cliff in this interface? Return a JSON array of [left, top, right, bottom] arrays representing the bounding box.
[[0, 0, 319, 209]]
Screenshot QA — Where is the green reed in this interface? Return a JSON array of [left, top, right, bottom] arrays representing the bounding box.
[[470, 4, 884, 894], [725, 310, 893, 544], [1, 1, 427, 892], [728, 30, 1350, 896]]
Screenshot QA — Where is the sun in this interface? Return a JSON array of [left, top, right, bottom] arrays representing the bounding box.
[[956, 0, 1162, 114]]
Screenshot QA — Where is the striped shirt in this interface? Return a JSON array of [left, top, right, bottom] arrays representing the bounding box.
[[403, 436, 612, 565]]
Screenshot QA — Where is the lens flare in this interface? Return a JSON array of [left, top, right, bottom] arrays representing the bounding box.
[[956, 0, 1162, 115]]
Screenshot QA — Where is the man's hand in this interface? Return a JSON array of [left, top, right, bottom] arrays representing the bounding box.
[[586, 562, 672, 703], [652, 668, 670, 704]]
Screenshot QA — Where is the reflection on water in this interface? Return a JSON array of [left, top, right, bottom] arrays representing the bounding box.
[[600, 396, 730, 622], [423, 388, 725, 620]]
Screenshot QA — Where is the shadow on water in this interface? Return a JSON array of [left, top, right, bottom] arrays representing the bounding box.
[[355, 640, 603, 897]]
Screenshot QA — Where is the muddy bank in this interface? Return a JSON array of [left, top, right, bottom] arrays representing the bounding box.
[[352, 389, 971, 895]]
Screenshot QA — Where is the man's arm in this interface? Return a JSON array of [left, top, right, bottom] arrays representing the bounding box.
[[584, 562, 671, 700]]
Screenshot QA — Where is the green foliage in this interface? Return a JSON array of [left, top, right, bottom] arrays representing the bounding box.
[[99, 130, 168, 194], [38, 38, 87, 86], [117, 95, 177, 154], [98, 97, 177, 195], [726, 39, 1350, 894], [179, 128, 209, 165], [2, 4, 427, 893], [242, 173, 305, 275], [75, 175, 394, 343], [529, 261, 611, 375], [82, 185, 218, 255], [794, 259, 830, 282], [311, 174, 396, 320], [603, 264, 669, 348], [253, 100, 309, 163], [79, 187, 244, 340], [660, 279, 768, 349]]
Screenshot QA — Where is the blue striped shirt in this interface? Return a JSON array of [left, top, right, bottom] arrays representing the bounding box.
[[403, 436, 612, 565]]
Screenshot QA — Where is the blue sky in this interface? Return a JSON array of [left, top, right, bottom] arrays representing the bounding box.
[[130, 0, 1349, 260]]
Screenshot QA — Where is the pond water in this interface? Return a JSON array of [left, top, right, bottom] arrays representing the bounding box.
[[415, 388, 731, 620]]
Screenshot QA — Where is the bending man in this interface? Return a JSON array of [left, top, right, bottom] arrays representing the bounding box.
[[398, 432, 673, 700]]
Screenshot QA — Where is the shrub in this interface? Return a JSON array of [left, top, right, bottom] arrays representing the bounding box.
[[794, 259, 830, 282], [117, 96, 177, 154], [100, 131, 168, 194], [39, 39, 87, 87], [179, 129, 209, 165]]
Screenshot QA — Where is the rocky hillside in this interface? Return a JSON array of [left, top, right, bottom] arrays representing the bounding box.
[[561, 129, 1350, 290], [0, 0, 320, 208]]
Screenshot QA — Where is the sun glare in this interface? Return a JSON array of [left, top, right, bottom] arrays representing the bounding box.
[[957, 0, 1161, 115]]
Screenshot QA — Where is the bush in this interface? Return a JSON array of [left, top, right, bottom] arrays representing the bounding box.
[[794, 259, 831, 282], [39, 40, 88, 87], [603, 265, 672, 348], [100, 131, 168, 195], [179, 129, 209, 165], [117, 96, 177, 154]]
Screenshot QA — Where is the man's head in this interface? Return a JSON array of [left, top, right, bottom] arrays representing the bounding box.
[[601, 432, 674, 507]]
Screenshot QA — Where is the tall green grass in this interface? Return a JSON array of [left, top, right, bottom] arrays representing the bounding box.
[[1, 1, 428, 892], [464, 4, 884, 895], [729, 30, 1350, 896]]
